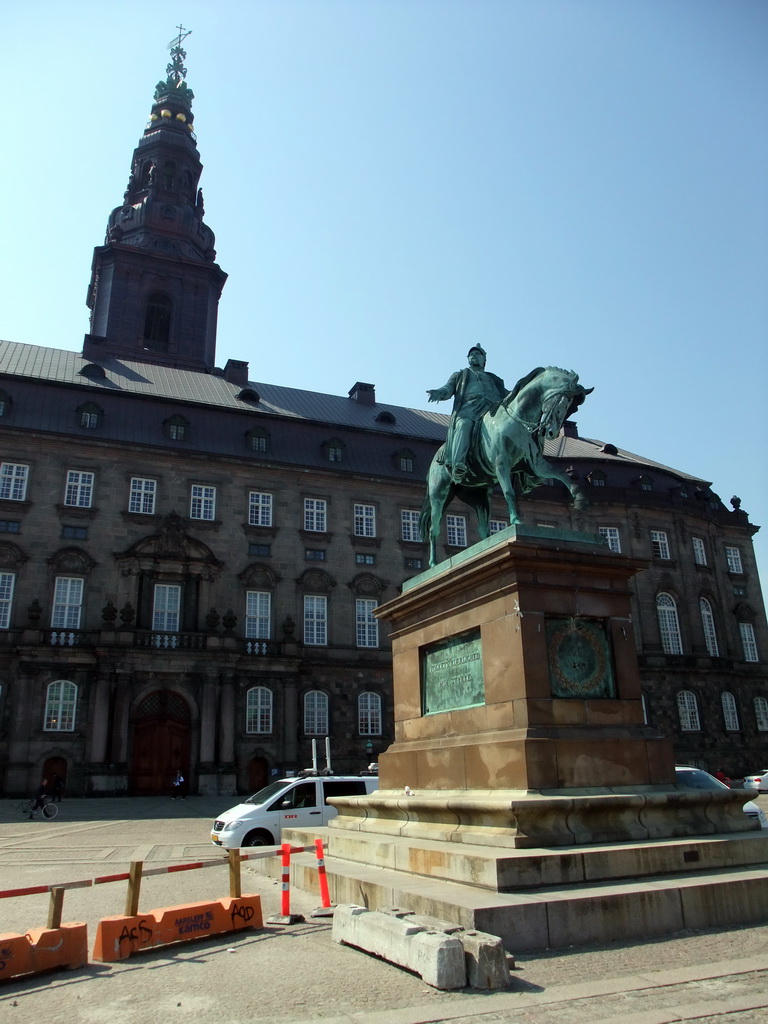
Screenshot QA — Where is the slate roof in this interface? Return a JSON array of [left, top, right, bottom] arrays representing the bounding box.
[[0, 339, 708, 484]]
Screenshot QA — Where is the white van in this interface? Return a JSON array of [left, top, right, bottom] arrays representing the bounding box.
[[211, 773, 379, 848]]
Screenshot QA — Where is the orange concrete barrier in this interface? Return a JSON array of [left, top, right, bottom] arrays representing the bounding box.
[[0, 924, 88, 981], [92, 895, 263, 962]]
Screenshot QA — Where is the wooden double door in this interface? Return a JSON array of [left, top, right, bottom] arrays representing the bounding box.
[[130, 690, 191, 795]]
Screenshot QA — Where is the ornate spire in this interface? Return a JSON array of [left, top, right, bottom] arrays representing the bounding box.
[[85, 30, 227, 373], [155, 26, 195, 104]]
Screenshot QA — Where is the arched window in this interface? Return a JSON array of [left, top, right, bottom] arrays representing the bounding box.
[[162, 160, 176, 189], [721, 691, 740, 732], [657, 593, 683, 654], [358, 691, 382, 736], [677, 690, 700, 731], [755, 696, 768, 732], [44, 680, 77, 731], [165, 414, 189, 441], [303, 690, 328, 735], [245, 686, 273, 734], [77, 402, 102, 429], [144, 292, 172, 350], [699, 598, 719, 657]]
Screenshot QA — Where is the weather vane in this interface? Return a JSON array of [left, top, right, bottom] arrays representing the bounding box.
[[166, 24, 192, 88]]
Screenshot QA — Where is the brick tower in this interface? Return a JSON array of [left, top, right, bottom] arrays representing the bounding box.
[[84, 29, 227, 372]]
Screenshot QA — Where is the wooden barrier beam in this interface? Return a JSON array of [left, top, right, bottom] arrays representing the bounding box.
[[92, 895, 263, 963]]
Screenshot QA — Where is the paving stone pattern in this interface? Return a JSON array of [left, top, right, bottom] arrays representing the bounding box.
[[1, 796, 767, 1024]]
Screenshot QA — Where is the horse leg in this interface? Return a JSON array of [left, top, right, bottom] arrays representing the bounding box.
[[493, 455, 521, 525], [530, 454, 588, 511], [426, 463, 454, 566]]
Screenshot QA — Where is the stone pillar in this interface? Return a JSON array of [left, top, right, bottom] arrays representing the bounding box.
[[87, 675, 111, 764], [196, 676, 220, 794], [282, 677, 298, 769]]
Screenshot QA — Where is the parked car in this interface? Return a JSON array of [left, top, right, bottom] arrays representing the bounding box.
[[674, 766, 768, 828], [742, 771, 768, 793], [211, 773, 379, 848]]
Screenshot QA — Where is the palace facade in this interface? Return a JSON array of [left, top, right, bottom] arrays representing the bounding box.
[[0, 49, 764, 796]]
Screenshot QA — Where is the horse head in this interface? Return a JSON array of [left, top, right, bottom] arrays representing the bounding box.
[[537, 369, 593, 439]]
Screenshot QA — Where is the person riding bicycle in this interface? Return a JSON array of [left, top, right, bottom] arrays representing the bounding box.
[[28, 777, 48, 819]]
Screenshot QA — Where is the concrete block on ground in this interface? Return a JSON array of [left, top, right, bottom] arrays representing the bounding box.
[[332, 904, 466, 990], [460, 929, 512, 989]]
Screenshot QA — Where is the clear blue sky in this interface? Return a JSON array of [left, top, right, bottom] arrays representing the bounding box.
[[1, 0, 766, 582]]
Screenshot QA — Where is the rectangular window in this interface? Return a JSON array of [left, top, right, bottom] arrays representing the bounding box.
[[190, 484, 216, 521], [489, 520, 508, 534], [740, 622, 759, 663], [248, 491, 273, 527], [691, 536, 707, 566], [446, 514, 467, 547], [405, 557, 423, 570], [0, 572, 15, 629], [248, 542, 271, 557], [0, 463, 29, 502], [51, 577, 83, 629], [399, 456, 413, 472], [0, 520, 20, 533], [355, 553, 376, 565], [328, 446, 343, 463], [245, 591, 271, 639], [651, 530, 670, 560], [355, 598, 379, 648], [304, 595, 328, 646], [64, 470, 94, 508], [353, 503, 376, 538], [305, 549, 326, 561], [152, 584, 181, 632], [401, 509, 421, 542], [129, 477, 156, 515], [61, 525, 88, 540], [725, 546, 743, 574], [304, 498, 327, 533], [598, 527, 621, 553]]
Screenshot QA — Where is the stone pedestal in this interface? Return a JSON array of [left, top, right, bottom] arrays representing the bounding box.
[[379, 525, 671, 794], [333, 526, 752, 846], [282, 527, 767, 950]]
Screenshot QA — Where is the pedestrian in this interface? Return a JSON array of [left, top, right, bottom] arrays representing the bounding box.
[[52, 772, 64, 803], [172, 769, 186, 800], [29, 777, 48, 819]]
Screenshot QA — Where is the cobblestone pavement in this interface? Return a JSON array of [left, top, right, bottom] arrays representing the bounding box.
[[1, 795, 767, 1024]]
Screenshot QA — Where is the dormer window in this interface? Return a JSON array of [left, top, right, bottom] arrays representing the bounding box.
[[396, 449, 415, 473], [376, 411, 396, 425], [237, 388, 261, 403], [588, 470, 606, 487], [0, 391, 10, 417], [144, 292, 172, 351], [165, 415, 189, 441], [78, 402, 102, 429], [323, 439, 345, 463], [246, 428, 269, 453]]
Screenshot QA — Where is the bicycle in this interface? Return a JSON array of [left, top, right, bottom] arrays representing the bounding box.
[[15, 797, 58, 820]]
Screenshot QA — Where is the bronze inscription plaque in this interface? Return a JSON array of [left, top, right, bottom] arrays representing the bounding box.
[[546, 617, 616, 698], [422, 629, 484, 715]]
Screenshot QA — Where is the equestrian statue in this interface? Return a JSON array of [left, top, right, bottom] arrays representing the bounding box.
[[422, 346, 593, 567]]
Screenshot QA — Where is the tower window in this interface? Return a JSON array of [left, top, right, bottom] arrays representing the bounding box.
[[144, 293, 172, 350]]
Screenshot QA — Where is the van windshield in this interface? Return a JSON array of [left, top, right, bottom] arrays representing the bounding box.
[[243, 781, 289, 805]]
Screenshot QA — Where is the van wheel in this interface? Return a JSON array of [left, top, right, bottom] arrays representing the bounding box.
[[242, 829, 274, 847]]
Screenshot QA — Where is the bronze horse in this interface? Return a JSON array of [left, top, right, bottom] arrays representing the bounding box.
[[420, 366, 593, 566]]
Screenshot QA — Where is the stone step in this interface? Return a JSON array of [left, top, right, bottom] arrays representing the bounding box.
[[285, 825, 768, 891], [274, 829, 768, 953]]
